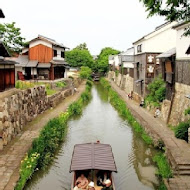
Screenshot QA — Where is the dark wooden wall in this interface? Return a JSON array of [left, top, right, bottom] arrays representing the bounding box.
[[175, 60, 190, 85]]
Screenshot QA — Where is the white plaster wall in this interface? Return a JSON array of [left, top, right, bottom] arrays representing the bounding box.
[[123, 62, 134, 68], [30, 40, 52, 48], [114, 55, 120, 67], [176, 26, 190, 60], [109, 60, 114, 65], [53, 46, 65, 61], [134, 22, 177, 55]]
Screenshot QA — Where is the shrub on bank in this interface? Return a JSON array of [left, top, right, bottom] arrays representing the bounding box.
[[100, 78, 153, 145], [174, 121, 190, 142], [15, 80, 92, 190]]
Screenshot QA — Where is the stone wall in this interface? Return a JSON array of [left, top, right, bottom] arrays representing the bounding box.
[[0, 86, 48, 150], [0, 77, 82, 150], [161, 99, 172, 123], [108, 71, 134, 95], [168, 83, 190, 126]]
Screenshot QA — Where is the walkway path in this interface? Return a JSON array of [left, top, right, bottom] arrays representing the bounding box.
[[109, 79, 190, 190], [0, 81, 86, 190]]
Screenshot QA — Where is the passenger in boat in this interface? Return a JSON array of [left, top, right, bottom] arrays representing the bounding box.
[[97, 171, 110, 186], [101, 179, 113, 190], [76, 174, 88, 189], [88, 181, 95, 190], [74, 181, 82, 190]]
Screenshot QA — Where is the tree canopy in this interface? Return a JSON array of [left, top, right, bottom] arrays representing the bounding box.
[[74, 43, 88, 50], [65, 43, 94, 68], [0, 22, 26, 55], [140, 0, 190, 35], [96, 47, 120, 73]]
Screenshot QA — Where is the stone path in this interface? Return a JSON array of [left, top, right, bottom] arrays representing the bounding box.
[[0, 81, 86, 190], [109, 79, 190, 190]]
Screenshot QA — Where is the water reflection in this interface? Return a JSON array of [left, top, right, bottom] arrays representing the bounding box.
[[25, 83, 160, 190]]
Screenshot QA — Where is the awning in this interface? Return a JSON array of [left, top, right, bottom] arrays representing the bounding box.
[[37, 63, 51, 68], [70, 143, 117, 173], [135, 79, 143, 83], [26, 60, 38, 67], [157, 48, 176, 58]]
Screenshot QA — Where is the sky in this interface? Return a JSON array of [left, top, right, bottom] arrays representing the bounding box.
[[1, 0, 165, 55]]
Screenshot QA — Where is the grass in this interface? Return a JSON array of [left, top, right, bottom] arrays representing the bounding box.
[[100, 78, 153, 145], [15, 80, 92, 190], [153, 153, 173, 178]]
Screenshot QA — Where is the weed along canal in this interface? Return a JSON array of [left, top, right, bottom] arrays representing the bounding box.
[[25, 83, 161, 190]]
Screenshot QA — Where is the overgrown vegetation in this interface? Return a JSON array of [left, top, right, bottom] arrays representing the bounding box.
[[153, 153, 172, 178], [15, 81, 93, 190], [79, 66, 92, 79], [100, 78, 153, 145], [145, 75, 166, 108]]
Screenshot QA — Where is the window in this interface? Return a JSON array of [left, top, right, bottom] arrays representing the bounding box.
[[137, 44, 142, 53], [61, 51, 65, 58], [54, 50, 57, 57]]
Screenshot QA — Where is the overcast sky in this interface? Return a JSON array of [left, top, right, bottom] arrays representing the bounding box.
[[1, 0, 165, 55]]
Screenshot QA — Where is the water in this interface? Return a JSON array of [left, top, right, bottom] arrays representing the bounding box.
[[25, 83, 160, 190]]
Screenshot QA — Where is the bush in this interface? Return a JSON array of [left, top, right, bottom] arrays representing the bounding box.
[[68, 102, 82, 116], [174, 121, 190, 142], [79, 66, 92, 79], [145, 75, 166, 107]]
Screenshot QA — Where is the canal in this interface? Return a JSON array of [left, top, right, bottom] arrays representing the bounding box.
[[25, 83, 160, 190]]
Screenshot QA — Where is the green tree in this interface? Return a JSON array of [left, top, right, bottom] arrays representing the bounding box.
[[74, 43, 88, 50], [0, 22, 26, 55], [140, 0, 190, 35], [79, 66, 92, 79], [65, 44, 94, 68], [97, 47, 120, 73]]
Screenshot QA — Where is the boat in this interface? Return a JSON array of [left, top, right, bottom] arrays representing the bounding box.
[[70, 142, 117, 190]]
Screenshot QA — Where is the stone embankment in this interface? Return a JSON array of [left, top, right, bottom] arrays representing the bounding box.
[[0, 78, 82, 151], [108, 79, 190, 190], [0, 80, 86, 190]]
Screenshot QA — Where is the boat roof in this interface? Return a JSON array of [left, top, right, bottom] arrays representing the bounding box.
[[70, 143, 117, 173]]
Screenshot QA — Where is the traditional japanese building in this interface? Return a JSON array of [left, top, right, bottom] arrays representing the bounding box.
[[16, 35, 69, 80], [0, 41, 17, 92], [132, 22, 177, 101]]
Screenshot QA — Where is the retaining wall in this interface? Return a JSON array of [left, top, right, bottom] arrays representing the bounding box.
[[0, 78, 82, 150]]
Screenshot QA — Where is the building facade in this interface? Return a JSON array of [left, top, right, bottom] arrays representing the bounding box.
[[133, 22, 177, 100], [16, 35, 69, 80]]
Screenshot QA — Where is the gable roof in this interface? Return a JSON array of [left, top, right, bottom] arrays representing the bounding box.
[[0, 41, 10, 57], [30, 35, 69, 49], [186, 45, 190, 55], [173, 21, 190, 30], [70, 143, 117, 173], [133, 22, 177, 45], [0, 9, 5, 18]]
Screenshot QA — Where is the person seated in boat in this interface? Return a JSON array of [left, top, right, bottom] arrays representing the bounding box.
[[101, 179, 113, 190], [76, 173, 88, 189], [74, 181, 82, 190], [97, 171, 110, 186], [88, 181, 95, 190]]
